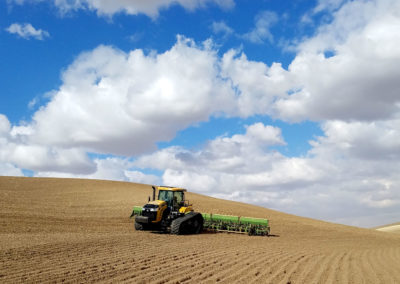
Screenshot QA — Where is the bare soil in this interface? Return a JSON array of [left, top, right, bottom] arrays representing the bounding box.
[[1, 176, 400, 283], [376, 224, 400, 234]]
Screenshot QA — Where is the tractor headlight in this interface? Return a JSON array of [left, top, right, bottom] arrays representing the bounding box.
[[149, 208, 158, 212]]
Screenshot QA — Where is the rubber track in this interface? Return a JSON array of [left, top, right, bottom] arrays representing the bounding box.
[[170, 212, 202, 235]]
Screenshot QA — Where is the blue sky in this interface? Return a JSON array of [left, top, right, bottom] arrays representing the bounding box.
[[1, 0, 400, 228]]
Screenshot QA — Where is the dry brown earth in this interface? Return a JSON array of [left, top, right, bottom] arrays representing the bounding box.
[[376, 222, 400, 234], [1, 176, 400, 283]]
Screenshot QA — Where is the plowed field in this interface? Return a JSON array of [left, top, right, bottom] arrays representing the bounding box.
[[1, 177, 400, 283]]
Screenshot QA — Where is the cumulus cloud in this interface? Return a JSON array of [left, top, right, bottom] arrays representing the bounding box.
[[6, 23, 49, 40], [29, 37, 236, 156], [275, 0, 400, 122], [311, 120, 400, 161], [8, 0, 234, 17], [34, 157, 160, 184], [221, 50, 292, 117], [0, 36, 290, 177], [242, 10, 279, 44]]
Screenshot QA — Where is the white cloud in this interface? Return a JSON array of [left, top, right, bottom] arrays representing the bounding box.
[[0, 115, 94, 174], [2, 36, 289, 163], [8, 0, 234, 17], [0, 114, 11, 136], [313, 0, 347, 13], [221, 50, 292, 117], [311, 120, 400, 161], [1, 36, 284, 174], [242, 10, 279, 44], [275, 0, 400, 122], [125, 170, 160, 185], [6, 23, 49, 40], [0, 162, 24, 177], [35, 157, 160, 184], [28, 37, 235, 156], [211, 21, 234, 38]]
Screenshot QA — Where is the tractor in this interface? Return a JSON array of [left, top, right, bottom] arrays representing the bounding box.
[[130, 186, 204, 235]]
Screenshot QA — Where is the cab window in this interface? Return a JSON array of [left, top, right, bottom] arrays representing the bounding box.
[[174, 191, 183, 205], [158, 190, 173, 206]]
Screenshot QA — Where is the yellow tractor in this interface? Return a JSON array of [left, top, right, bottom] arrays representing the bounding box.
[[130, 186, 204, 235]]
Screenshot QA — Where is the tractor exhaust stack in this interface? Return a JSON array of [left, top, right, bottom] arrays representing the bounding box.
[[152, 186, 156, 201]]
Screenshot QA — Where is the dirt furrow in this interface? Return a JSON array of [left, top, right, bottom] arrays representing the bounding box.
[[288, 251, 323, 283], [358, 249, 380, 284], [317, 250, 348, 284], [244, 250, 301, 283], [200, 250, 276, 283], [168, 252, 252, 282], [374, 247, 400, 283], [131, 247, 235, 283], [261, 251, 312, 284], [275, 253, 313, 284], [348, 250, 367, 283]]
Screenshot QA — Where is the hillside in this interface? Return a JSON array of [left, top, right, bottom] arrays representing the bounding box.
[[1, 176, 400, 283], [376, 222, 400, 234]]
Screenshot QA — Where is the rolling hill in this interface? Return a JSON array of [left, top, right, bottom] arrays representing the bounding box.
[[1, 176, 399, 283], [376, 222, 400, 234]]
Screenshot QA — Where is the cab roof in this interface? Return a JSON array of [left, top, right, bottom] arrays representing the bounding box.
[[157, 186, 187, 192]]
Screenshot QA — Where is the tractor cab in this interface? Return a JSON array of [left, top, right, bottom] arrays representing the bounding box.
[[157, 186, 186, 210]]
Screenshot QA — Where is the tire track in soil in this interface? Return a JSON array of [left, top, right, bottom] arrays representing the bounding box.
[[89, 246, 222, 283], [243, 250, 304, 283], [393, 247, 400, 265], [386, 247, 400, 282], [287, 252, 323, 283], [8, 237, 212, 283], [131, 250, 233, 283], [373, 247, 400, 283], [262, 251, 314, 284], [348, 250, 366, 284], [358, 249, 380, 284], [172, 250, 258, 283], [128, 243, 240, 283], [275, 253, 315, 284], [307, 250, 344, 283], [318, 251, 347, 284], [366, 249, 390, 283], [225, 253, 289, 283], [218, 251, 285, 283], [337, 250, 352, 284], [201, 250, 280, 283], [176, 253, 253, 283], [3, 238, 156, 283]]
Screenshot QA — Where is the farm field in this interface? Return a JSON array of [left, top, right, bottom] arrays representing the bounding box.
[[376, 223, 400, 234], [1, 176, 400, 283]]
